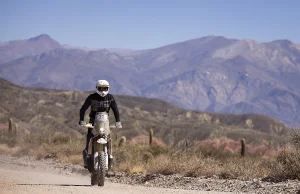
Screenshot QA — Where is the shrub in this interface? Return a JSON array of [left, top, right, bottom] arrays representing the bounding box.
[[270, 130, 300, 180]]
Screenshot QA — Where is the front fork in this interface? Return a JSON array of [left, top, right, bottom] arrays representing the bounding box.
[[88, 137, 112, 170], [88, 137, 112, 156]]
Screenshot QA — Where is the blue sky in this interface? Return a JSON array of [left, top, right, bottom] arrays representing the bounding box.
[[1, 0, 299, 49]]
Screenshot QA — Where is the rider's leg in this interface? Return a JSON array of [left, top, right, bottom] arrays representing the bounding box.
[[83, 128, 94, 168], [86, 128, 94, 152], [82, 149, 88, 168], [85, 118, 95, 152]]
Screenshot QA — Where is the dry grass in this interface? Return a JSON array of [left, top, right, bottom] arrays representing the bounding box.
[[0, 131, 17, 147], [60, 154, 82, 165], [270, 129, 300, 180], [130, 165, 147, 174], [2, 128, 85, 165], [0, 144, 21, 155], [0, 124, 299, 181], [154, 151, 270, 179], [112, 143, 274, 180], [0, 144, 10, 154]]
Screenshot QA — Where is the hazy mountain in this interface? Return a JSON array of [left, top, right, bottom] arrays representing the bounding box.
[[61, 44, 135, 54], [1, 34, 300, 126], [139, 38, 300, 125], [0, 47, 139, 95], [0, 34, 61, 64]]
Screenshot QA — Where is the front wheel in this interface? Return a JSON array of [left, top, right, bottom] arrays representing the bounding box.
[[91, 173, 98, 186], [90, 154, 98, 186], [98, 151, 106, 186]]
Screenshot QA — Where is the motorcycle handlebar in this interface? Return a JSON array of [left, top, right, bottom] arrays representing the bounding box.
[[81, 123, 117, 129]]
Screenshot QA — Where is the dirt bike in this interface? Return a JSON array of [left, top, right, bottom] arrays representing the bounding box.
[[81, 111, 116, 186]]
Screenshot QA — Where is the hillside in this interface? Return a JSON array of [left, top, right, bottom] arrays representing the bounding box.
[[0, 78, 289, 146], [1, 35, 300, 125]]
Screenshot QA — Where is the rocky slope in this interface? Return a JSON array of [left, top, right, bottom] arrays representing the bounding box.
[[0, 78, 289, 146]]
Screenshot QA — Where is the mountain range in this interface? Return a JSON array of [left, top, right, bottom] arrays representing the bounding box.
[[0, 34, 300, 126]]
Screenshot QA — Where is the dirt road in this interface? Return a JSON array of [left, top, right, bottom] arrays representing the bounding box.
[[0, 155, 230, 194]]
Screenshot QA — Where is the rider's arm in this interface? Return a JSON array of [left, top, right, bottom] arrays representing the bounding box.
[[80, 96, 91, 121], [110, 96, 120, 122]]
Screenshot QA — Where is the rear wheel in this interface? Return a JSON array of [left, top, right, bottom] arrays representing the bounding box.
[[98, 151, 106, 186]]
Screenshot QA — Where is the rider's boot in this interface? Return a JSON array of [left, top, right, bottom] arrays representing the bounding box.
[[108, 155, 113, 169], [86, 154, 94, 172], [82, 149, 88, 169]]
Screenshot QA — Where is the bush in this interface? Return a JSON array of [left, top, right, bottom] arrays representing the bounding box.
[[270, 130, 300, 180]]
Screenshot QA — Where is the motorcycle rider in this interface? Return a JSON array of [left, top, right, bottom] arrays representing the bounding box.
[[79, 80, 122, 168]]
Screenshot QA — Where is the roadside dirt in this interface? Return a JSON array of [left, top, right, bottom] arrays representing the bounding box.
[[0, 155, 231, 194], [0, 155, 299, 194]]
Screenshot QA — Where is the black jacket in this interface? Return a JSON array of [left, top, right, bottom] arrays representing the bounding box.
[[79, 93, 120, 122]]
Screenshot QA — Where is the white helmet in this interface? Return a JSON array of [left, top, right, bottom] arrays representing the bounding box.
[[96, 80, 109, 97]]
